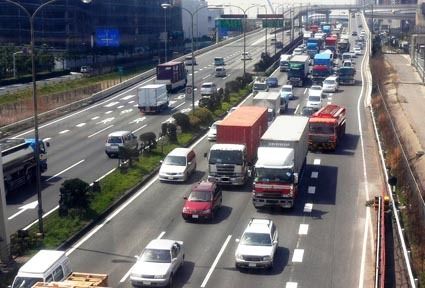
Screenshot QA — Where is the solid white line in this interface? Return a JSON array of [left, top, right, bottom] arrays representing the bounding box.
[[171, 102, 185, 111], [311, 171, 318, 178], [286, 282, 298, 288], [46, 159, 85, 182], [87, 124, 114, 138], [132, 124, 148, 134], [119, 230, 166, 283], [23, 205, 59, 230], [313, 159, 321, 165], [298, 224, 309, 235], [304, 88, 308, 94], [303, 203, 313, 213], [8, 208, 32, 220], [308, 186, 316, 194], [200, 235, 232, 288], [292, 249, 304, 263], [294, 104, 300, 114], [43, 138, 51, 142], [89, 168, 117, 186]]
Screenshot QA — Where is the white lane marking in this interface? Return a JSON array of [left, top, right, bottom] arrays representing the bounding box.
[[132, 124, 148, 134], [286, 282, 298, 288], [162, 117, 173, 124], [96, 117, 114, 124], [313, 159, 321, 165], [87, 124, 114, 138], [328, 97, 333, 101], [128, 100, 135, 104], [46, 159, 85, 182], [119, 230, 166, 283], [66, 133, 209, 256], [292, 249, 304, 263], [117, 105, 125, 109], [104, 101, 119, 108], [304, 203, 313, 213], [105, 110, 113, 114], [91, 116, 100, 120], [23, 205, 59, 230], [200, 235, 232, 288], [121, 94, 135, 100], [194, 71, 199, 74], [169, 100, 177, 106], [133, 104, 138, 108], [311, 171, 318, 178], [294, 104, 300, 114], [202, 75, 210, 80], [298, 224, 309, 235], [43, 137, 51, 142], [13, 76, 155, 138], [304, 88, 308, 94], [308, 186, 316, 194], [59, 130, 70, 134], [120, 109, 133, 114], [199, 68, 204, 71], [327, 101, 332, 105], [76, 123, 86, 127], [180, 108, 191, 114], [176, 94, 185, 100], [89, 168, 117, 187], [171, 102, 185, 111], [8, 200, 38, 220], [129, 117, 146, 124]]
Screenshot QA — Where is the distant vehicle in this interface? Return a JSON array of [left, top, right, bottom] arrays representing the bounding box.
[[252, 78, 269, 93], [156, 61, 187, 92], [354, 46, 362, 55], [349, 50, 357, 58], [159, 148, 196, 182], [241, 52, 252, 60], [292, 47, 303, 55], [337, 66, 356, 85], [182, 181, 222, 221], [306, 86, 323, 110], [130, 239, 184, 287], [252, 91, 281, 124], [207, 120, 221, 141], [351, 31, 358, 36], [279, 84, 294, 111], [184, 55, 197, 65], [266, 77, 278, 88], [214, 57, 225, 66], [342, 60, 353, 67], [105, 131, 138, 158], [301, 106, 316, 117], [214, 66, 226, 77], [288, 55, 310, 87], [235, 219, 278, 269], [200, 82, 217, 95], [322, 76, 339, 93], [80, 65, 92, 74], [342, 52, 353, 62], [270, 37, 277, 43], [358, 24, 363, 28], [279, 54, 292, 72]]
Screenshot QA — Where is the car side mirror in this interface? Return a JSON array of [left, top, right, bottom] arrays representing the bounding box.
[[183, 196, 188, 200], [204, 152, 208, 158], [188, 161, 192, 165], [293, 173, 299, 184], [273, 240, 278, 245]]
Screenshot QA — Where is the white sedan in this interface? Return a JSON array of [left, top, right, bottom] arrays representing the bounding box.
[[130, 239, 184, 287], [354, 46, 362, 55]]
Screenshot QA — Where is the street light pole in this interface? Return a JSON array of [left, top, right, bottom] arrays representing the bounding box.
[[2, 0, 92, 237], [162, 5, 168, 62]]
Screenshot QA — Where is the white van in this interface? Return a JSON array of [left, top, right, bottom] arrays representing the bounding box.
[[105, 131, 139, 158], [184, 55, 197, 65], [214, 66, 226, 77], [11, 250, 72, 288]]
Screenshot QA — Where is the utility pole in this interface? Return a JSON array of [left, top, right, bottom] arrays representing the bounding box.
[[0, 149, 11, 263]]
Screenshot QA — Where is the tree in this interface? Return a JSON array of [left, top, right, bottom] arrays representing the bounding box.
[[59, 178, 91, 216]]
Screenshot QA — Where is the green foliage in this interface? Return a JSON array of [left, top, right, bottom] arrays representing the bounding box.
[[59, 178, 91, 216], [254, 52, 273, 72], [118, 145, 139, 166], [167, 123, 177, 142], [192, 107, 213, 127], [189, 114, 201, 130], [139, 132, 157, 151], [172, 112, 191, 132]]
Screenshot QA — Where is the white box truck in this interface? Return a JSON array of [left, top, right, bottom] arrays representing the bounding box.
[[137, 84, 169, 114], [252, 91, 281, 125], [252, 115, 309, 209]]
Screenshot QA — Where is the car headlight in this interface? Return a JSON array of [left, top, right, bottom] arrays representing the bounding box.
[[183, 207, 190, 213], [235, 252, 243, 260], [263, 256, 272, 261], [175, 172, 184, 176], [201, 209, 211, 214], [154, 274, 166, 279]]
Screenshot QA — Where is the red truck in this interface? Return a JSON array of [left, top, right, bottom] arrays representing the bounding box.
[[206, 106, 268, 185], [324, 36, 337, 53], [308, 104, 346, 151]]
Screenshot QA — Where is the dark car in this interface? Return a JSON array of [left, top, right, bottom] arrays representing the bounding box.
[[351, 31, 358, 36], [301, 106, 317, 117], [182, 181, 222, 221], [266, 77, 278, 88]]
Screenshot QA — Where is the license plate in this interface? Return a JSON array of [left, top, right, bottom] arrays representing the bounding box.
[[248, 263, 256, 267], [143, 281, 151, 285], [111, 144, 118, 146], [192, 215, 199, 219], [168, 176, 174, 180]]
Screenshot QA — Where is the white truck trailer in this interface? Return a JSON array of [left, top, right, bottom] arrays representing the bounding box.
[[137, 84, 169, 114], [252, 91, 281, 126]]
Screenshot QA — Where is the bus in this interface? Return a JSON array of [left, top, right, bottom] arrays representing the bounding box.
[[156, 61, 187, 92]]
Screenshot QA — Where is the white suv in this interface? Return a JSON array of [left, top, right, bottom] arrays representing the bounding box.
[[235, 218, 279, 270]]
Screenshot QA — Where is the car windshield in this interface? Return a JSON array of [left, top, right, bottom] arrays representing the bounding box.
[[323, 80, 335, 85], [253, 83, 267, 90], [209, 150, 243, 165], [164, 155, 186, 166], [282, 87, 292, 92], [311, 86, 321, 90], [302, 107, 315, 116], [255, 168, 293, 183], [188, 190, 212, 202], [308, 96, 321, 102], [309, 123, 335, 134], [12, 277, 43, 288], [202, 84, 212, 88], [141, 249, 171, 263], [107, 136, 122, 144], [240, 232, 272, 246]]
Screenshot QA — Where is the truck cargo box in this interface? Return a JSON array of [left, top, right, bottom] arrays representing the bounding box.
[[137, 84, 169, 113], [217, 106, 268, 163]]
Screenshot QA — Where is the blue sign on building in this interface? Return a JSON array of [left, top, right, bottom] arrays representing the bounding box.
[[95, 28, 120, 47]]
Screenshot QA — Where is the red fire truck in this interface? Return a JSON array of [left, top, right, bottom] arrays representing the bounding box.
[[308, 104, 346, 151]]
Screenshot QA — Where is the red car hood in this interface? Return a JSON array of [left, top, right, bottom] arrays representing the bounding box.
[[184, 201, 211, 211]]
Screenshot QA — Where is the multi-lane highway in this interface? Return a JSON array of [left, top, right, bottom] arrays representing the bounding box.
[[60, 14, 383, 288], [5, 28, 293, 235]]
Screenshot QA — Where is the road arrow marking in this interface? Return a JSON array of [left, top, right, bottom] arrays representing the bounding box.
[[8, 200, 39, 220], [129, 117, 146, 124]]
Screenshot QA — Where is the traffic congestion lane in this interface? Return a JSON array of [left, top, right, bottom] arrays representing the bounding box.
[[5, 29, 276, 233]]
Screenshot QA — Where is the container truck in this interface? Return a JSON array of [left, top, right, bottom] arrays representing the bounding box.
[[279, 54, 292, 72], [156, 60, 187, 92], [137, 84, 169, 113], [337, 38, 350, 55], [324, 36, 337, 53], [1, 138, 49, 196], [308, 104, 346, 151], [206, 106, 268, 186], [288, 55, 310, 87], [337, 66, 356, 85], [306, 38, 320, 57], [311, 52, 333, 84], [252, 91, 281, 125], [252, 115, 309, 209]]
